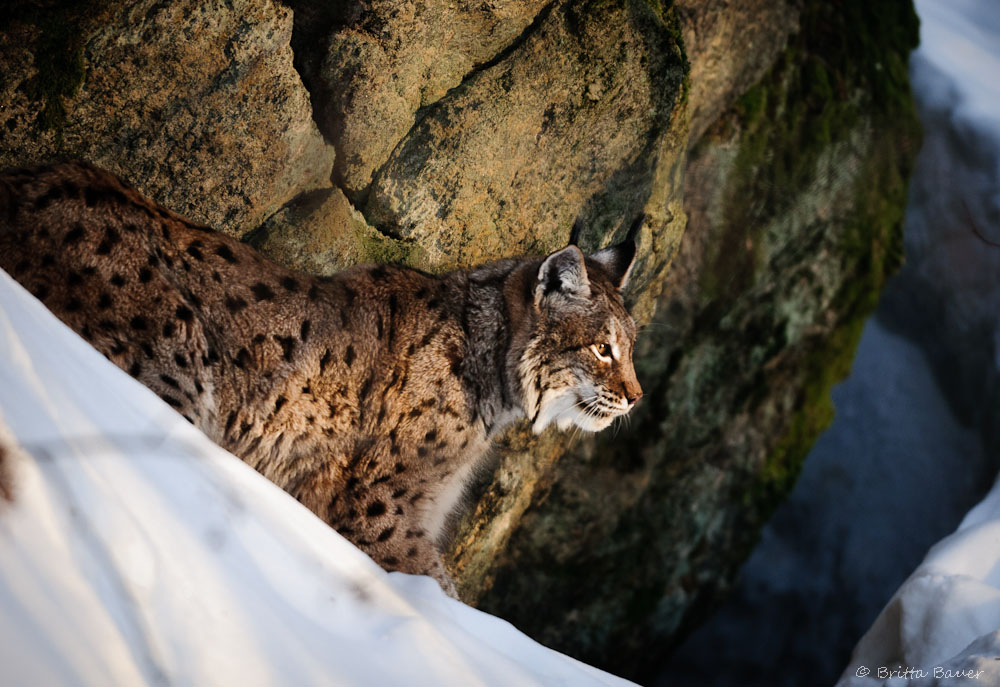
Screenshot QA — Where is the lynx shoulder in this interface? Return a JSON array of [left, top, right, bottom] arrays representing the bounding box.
[[0, 160, 643, 596]]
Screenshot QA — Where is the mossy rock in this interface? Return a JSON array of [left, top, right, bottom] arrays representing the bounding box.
[[246, 186, 432, 276], [455, 0, 921, 679]]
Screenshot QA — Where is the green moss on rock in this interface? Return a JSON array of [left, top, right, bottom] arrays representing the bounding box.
[[739, 0, 919, 525], [745, 130, 912, 533], [358, 226, 431, 269], [468, 0, 921, 679]]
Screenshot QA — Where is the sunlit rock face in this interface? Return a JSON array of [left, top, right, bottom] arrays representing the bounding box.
[[302, 0, 551, 203], [0, 0, 920, 681], [362, 0, 687, 272], [0, 0, 333, 236], [448, 1, 920, 680]]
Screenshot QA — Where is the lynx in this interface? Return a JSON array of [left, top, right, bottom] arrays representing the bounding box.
[[0, 161, 642, 596]]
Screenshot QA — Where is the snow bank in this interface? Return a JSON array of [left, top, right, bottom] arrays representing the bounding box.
[[0, 267, 631, 686], [836, 474, 1000, 686], [911, 0, 1000, 166], [903, 0, 1000, 335]]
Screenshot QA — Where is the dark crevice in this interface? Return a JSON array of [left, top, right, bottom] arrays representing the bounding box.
[[270, 2, 386, 239], [278, 1, 359, 175]]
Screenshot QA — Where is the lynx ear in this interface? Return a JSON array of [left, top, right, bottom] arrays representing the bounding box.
[[535, 245, 590, 307], [590, 214, 642, 289]]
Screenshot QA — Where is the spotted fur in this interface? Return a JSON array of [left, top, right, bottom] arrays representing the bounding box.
[[0, 161, 642, 596]]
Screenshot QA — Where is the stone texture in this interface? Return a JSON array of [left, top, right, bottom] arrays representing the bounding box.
[[676, 0, 799, 141], [364, 0, 688, 274], [473, 117, 909, 679], [448, 0, 921, 680], [0, 0, 333, 236], [308, 0, 550, 200], [247, 184, 429, 275]]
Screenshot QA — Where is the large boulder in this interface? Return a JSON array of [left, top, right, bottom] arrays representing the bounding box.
[[676, 0, 799, 141], [0, 0, 333, 236], [363, 0, 688, 276], [245, 185, 429, 276], [305, 0, 550, 201]]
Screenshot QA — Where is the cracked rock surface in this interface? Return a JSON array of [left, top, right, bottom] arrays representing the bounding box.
[[364, 0, 687, 271], [308, 0, 551, 202]]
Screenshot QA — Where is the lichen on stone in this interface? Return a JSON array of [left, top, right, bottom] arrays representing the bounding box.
[[457, 0, 921, 679]]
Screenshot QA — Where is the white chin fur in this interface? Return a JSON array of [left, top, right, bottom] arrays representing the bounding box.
[[532, 392, 617, 434]]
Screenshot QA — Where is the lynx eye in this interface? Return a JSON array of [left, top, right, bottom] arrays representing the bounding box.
[[590, 342, 613, 363]]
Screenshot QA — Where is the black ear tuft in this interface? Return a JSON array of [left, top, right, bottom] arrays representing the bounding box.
[[625, 213, 645, 244], [568, 218, 585, 246], [590, 214, 643, 289]]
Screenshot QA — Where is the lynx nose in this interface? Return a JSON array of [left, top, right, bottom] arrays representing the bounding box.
[[624, 381, 643, 406]]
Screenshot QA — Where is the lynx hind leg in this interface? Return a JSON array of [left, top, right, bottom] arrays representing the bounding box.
[[295, 474, 459, 599], [370, 533, 458, 599], [426, 554, 459, 599]]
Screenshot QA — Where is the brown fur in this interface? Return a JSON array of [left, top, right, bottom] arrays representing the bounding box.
[[0, 161, 642, 595]]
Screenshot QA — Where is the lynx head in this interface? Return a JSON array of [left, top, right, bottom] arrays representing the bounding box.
[[521, 219, 643, 434]]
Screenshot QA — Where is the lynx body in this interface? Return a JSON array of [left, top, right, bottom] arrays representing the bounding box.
[[0, 161, 642, 595]]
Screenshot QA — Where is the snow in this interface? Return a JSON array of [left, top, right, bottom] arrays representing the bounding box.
[[0, 267, 631, 687], [836, 474, 1000, 686], [912, 0, 1000, 165], [834, 1, 1000, 683]]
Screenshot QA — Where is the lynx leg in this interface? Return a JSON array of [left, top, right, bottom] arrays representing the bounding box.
[[367, 533, 458, 599]]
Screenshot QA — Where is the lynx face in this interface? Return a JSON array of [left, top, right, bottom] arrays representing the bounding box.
[[522, 242, 643, 433]]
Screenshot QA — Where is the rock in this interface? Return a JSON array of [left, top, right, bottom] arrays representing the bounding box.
[[449, 0, 921, 679], [0, 0, 333, 236], [364, 0, 688, 274], [676, 0, 800, 141], [247, 185, 429, 276], [306, 0, 550, 201]]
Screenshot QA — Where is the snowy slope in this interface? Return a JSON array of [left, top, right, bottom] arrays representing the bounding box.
[[0, 267, 632, 687]]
